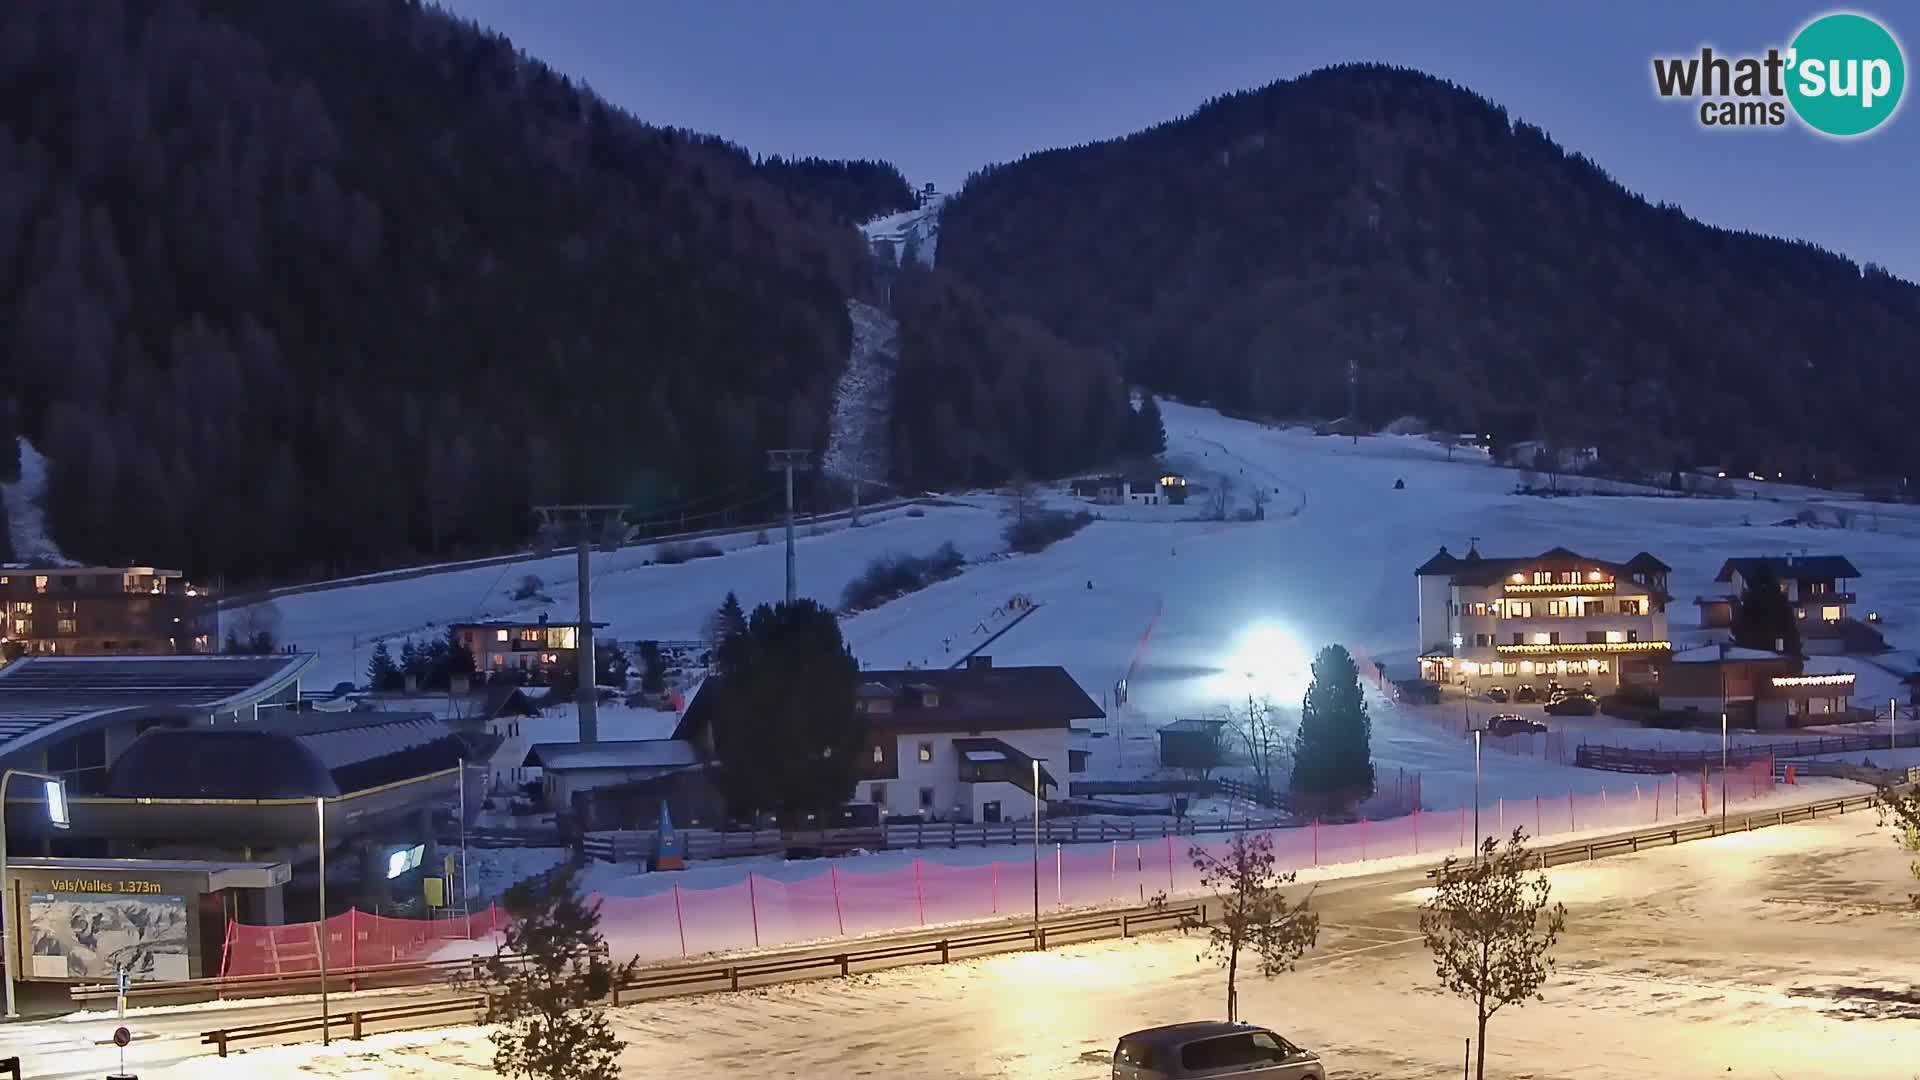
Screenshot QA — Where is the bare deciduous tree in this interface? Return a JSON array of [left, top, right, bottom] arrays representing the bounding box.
[[1248, 484, 1269, 520], [1420, 829, 1567, 1080], [1191, 830, 1319, 1022], [1208, 474, 1235, 520], [1876, 785, 1920, 908], [1007, 469, 1033, 525], [1226, 695, 1285, 792]]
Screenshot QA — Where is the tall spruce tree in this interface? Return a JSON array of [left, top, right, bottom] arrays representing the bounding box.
[[1289, 644, 1375, 800], [367, 640, 400, 690], [442, 625, 475, 685], [1732, 562, 1800, 656], [715, 591, 748, 646], [1131, 394, 1168, 455], [711, 599, 862, 824]]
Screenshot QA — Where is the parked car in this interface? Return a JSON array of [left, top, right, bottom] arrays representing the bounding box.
[[1485, 685, 1509, 703], [1514, 684, 1540, 703], [1115, 1022, 1325, 1080], [1546, 694, 1598, 717], [1487, 713, 1548, 736]]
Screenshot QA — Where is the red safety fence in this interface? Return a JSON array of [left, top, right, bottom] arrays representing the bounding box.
[[223, 759, 1777, 974], [222, 905, 505, 977]]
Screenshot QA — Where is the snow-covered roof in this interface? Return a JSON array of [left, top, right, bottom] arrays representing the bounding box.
[[961, 748, 1006, 763], [523, 739, 700, 772], [1670, 644, 1786, 664], [291, 712, 462, 770], [0, 653, 317, 759]]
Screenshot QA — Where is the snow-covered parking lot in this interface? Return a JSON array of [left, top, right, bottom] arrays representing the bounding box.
[[125, 809, 1919, 1079]]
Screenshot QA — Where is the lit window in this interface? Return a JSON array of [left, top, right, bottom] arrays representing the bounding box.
[[495, 629, 509, 642], [1519, 661, 1535, 674], [56, 619, 77, 634], [1606, 630, 1626, 643], [917, 742, 933, 763], [1797, 609, 1806, 620], [1530, 632, 1551, 645], [34, 576, 48, 593], [1821, 606, 1842, 622], [1588, 570, 1603, 582], [872, 745, 884, 764]]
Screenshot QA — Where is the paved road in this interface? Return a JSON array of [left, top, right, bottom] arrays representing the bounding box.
[[150, 809, 1920, 1079], [10, 800, 1912, 1079]]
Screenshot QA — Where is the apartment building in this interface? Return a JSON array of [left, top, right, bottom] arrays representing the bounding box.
[[1416, 545, 1672, 693], [450, 615, 607, 678], [673, 655, 1104, 824], [1695, 555, 1887, 655], [0, 564, 210, 658]]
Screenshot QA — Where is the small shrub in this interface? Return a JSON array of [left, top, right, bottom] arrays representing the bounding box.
[[1004, 509, 1094, 554], [905, 506, 926, 518], [842, 541, 965, 611], [655, 540, 722, 564], [511, 574, 545, 601], [754, 529, 770, 545]]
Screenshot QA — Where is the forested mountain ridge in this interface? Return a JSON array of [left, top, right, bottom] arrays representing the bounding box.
[[0, 0, 875, 581], [757, 156, 916, 225], [939, 63, 1920, 483]]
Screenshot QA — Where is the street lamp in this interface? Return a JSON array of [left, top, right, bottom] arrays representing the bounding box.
[[316, 795, 330, 1046], [1472, 723, 1482, 864], [1, 769, 71, 1018], [1720, 711, 1728, 831], [1031, 757, 1042, 945]]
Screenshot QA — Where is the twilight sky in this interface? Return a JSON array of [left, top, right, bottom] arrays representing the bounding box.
[[441, 1, 1918, 280]]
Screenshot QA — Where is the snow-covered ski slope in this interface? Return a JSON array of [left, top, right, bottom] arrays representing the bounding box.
[[267, 401, 1920, 800], [861, 194, 943, 266]]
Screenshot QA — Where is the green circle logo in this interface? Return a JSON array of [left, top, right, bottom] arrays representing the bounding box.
[[1786, 12, 1906, 136]]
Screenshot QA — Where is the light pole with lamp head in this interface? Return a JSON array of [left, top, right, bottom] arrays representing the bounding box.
[[1, 769, 72, 1018], [1471, 719, 1482, 864], [1720, 711, 1728, 830], [1031, 757, 1042, 945]]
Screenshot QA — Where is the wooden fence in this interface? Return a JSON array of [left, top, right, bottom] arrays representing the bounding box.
[[1577, 729, 1919, 773]]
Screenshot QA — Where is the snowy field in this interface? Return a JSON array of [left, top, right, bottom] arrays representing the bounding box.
[[120, 810, 1920, 1079], [261, 400, 1920, 814]]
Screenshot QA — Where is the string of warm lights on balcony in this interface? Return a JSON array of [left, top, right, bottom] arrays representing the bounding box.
[[1501, 581, 1615, 594], [1769, 674, 1855, 687], [1493, 640, 1671, 655]]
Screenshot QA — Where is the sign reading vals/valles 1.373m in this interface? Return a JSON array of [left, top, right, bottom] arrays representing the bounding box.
[[46, 878, 168, 895], [1652, 10, 1906, 136]]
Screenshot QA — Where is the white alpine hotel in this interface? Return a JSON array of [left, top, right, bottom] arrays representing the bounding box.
[[1416, 545, 1672, 693]]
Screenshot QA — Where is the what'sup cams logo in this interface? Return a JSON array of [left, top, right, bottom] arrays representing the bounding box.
[[1653, 11, 1905, 136]]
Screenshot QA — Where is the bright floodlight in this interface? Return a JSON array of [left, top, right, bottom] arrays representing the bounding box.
[[385, 844, 424, 880], [44, 778, 69, 830], [1220, 623, 1312, 702]]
